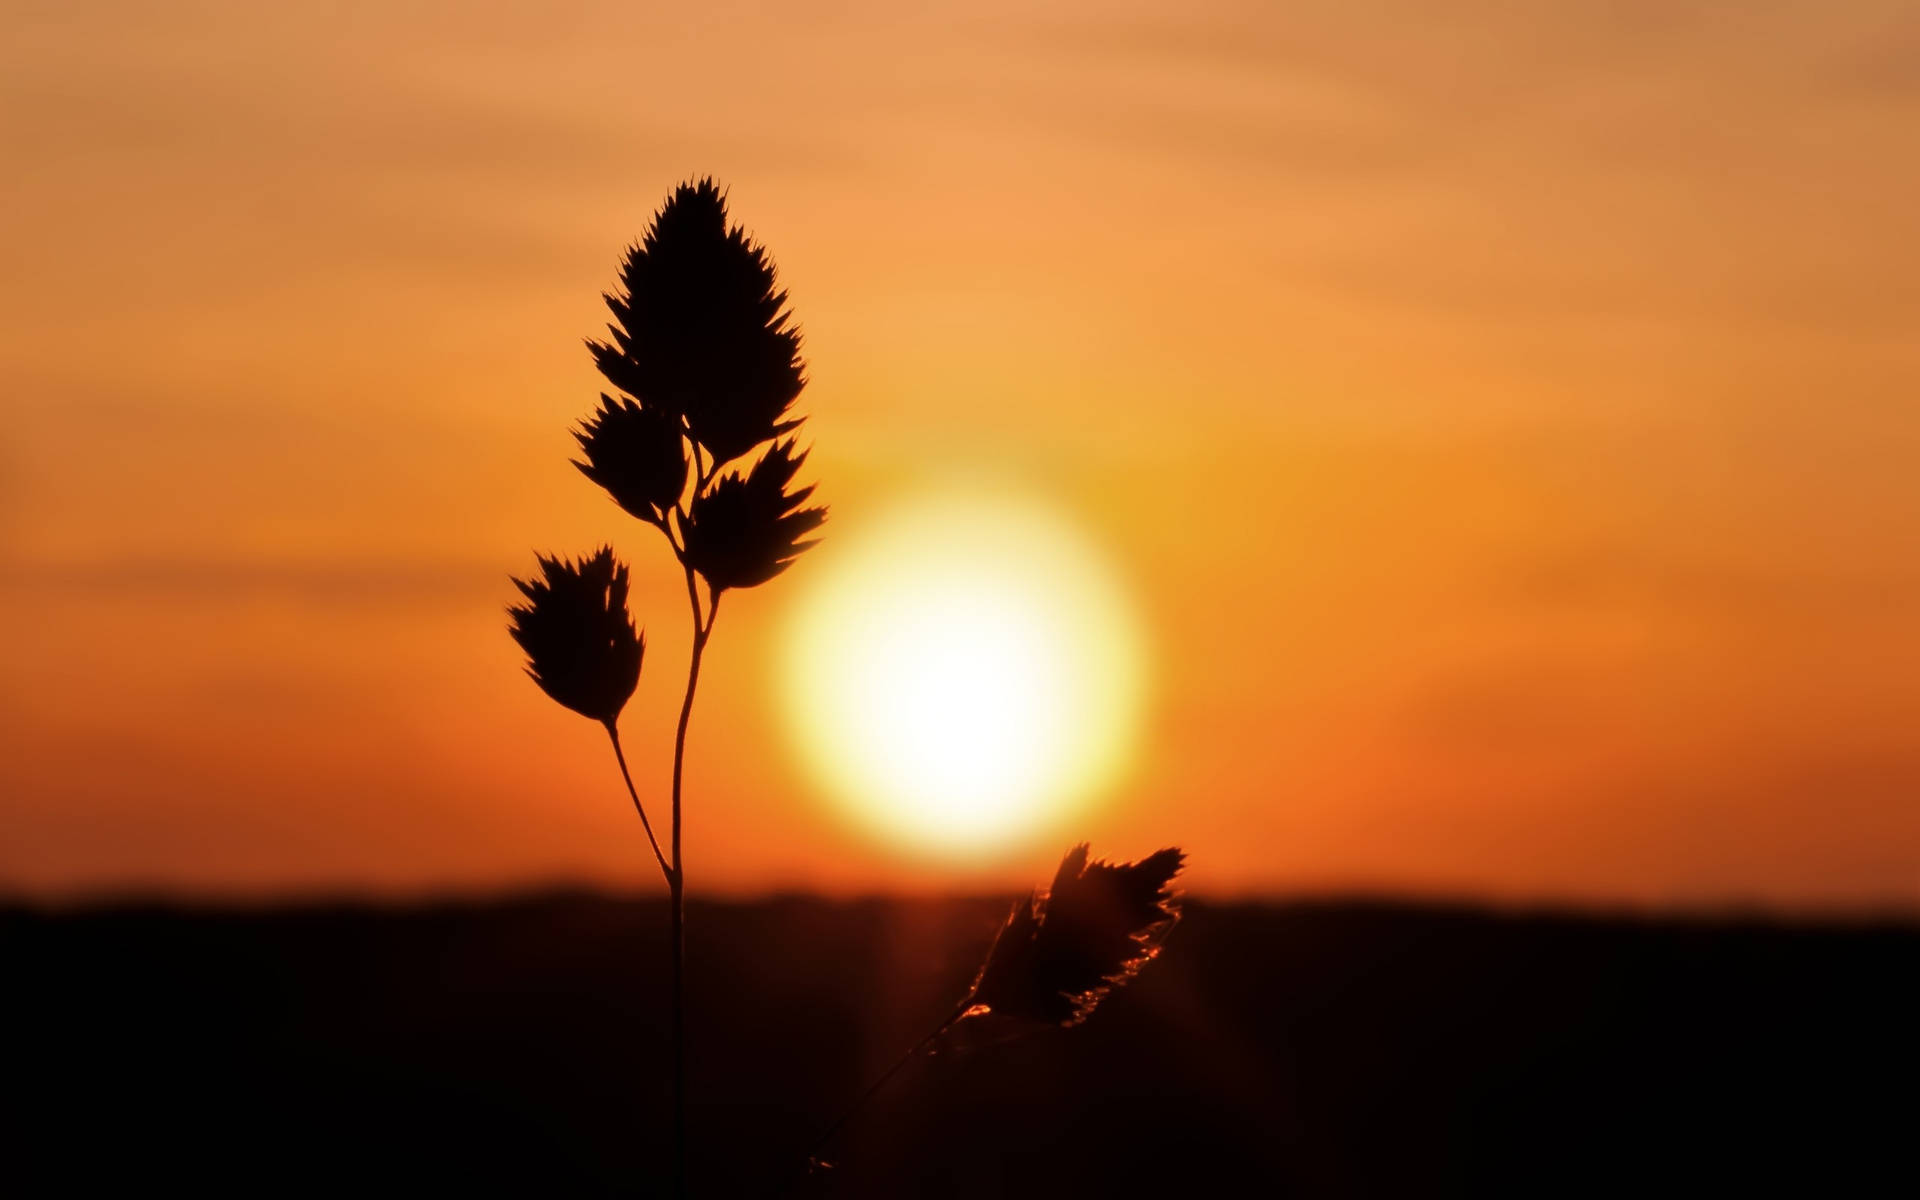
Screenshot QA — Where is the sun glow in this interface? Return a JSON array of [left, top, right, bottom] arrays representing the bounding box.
[[781, 487, 1147, 855]]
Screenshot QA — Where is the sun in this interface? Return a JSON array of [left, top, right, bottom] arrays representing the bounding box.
[[780, 486, 1147, 856]]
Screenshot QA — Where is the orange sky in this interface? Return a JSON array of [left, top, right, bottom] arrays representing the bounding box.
[[3, 0, 1917, 907]]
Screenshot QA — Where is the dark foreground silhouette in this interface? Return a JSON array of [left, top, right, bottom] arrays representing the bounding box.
[[6, 895, 1913, 1196]]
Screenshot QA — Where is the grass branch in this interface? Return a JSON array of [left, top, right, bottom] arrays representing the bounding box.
[[806, 1001, 974, 1171], [602, 721, 672, 885], [664, 550, 716, 1200]]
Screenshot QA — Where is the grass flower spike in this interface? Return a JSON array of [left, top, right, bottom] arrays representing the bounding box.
[[573, 393, 688, 523], [965, 843, 1186, 1027], [681, 438, 827, 592], [809, 844, 1185, 1170], [506, 547, 643, 726], [586, 178, 804, 470]]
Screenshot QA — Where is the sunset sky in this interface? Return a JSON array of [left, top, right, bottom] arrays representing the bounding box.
[[4, 0, 1917, 907]]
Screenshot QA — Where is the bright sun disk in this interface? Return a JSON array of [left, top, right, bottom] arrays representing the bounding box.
[[781, 487, 1146, 856]]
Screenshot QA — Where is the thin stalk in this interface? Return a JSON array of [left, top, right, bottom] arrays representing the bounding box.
[[602, 720, 672, 885], [806, 1001, 974, 1170], [667, 548, 719, 1200]]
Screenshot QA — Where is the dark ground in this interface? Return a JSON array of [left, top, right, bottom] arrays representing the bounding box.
[[5, 894, 1915, 1196]]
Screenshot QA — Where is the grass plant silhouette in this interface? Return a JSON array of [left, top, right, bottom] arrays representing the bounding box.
[[511, 178, 823, 1198], [512, 181, 1183, 1197], [809, 843, 1185, 1174]]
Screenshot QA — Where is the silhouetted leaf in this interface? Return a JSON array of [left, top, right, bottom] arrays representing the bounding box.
[[506, 547, 643, 724], [586, 178, 804, 469], [964, 844, 1185, 1027], [680, 439, 826, 593], [573, 393, 688, 522]]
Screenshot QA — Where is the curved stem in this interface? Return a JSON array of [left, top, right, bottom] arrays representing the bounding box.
[[666, 557, 716, 1200], [806, 1002, 974, 1170], [602, 720, 672, 885]]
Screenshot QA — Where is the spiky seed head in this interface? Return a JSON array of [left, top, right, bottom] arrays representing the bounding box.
[[586, 178, 805, 470], [506, 546, 644, 724], [680, 438, 827, 593], [965, 843, 1185, 1028], [573, 393, 688, 521]]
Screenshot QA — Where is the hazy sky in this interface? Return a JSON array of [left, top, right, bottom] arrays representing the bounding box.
[[4, 0, 1917, 905]]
